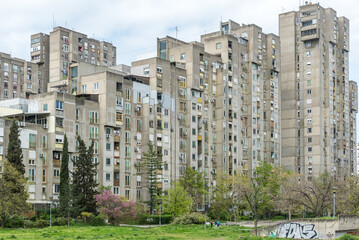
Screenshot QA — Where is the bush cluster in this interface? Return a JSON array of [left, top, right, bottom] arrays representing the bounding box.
[[137, 214, 173, 225], [171, 212, 208, 225]]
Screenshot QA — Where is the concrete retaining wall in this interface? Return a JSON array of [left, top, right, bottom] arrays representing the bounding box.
[[254, 216, 359, 239]]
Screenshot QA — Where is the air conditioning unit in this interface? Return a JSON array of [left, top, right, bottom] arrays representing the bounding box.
[[43, 124, 48, 129], [106, 134, 110, 139], [211, 98, 216, 103], [212, 122, 216, 127]]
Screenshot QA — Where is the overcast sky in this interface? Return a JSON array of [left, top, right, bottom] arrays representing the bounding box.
[[0, 0, 358, 81]]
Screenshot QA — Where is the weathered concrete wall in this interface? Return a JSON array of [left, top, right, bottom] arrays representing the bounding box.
[[254, 217, 359, 239]]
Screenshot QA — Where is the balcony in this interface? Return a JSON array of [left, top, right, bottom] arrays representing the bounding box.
[[114, 179, 119, 186], [301, 28, 319, 41], [53, 160, 61, 167]]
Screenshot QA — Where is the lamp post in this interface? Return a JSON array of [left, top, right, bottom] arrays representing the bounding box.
[[333, 187, 338, 219], [49, 196, 53, 227]]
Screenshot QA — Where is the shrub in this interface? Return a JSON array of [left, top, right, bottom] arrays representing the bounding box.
[[89, 215, 106, 226], [137, 214, 173, 225], [81, 212, 93, 223], [171, 212, 208, 225], [24, 220, 37, 228], [53, 217, 67, 226], [36, 219, 49, 228], [337, 234, 359, 240], [4, 215, 24, 228]]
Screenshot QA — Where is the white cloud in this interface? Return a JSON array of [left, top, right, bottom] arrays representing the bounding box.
[[0, 0, 358, 81]]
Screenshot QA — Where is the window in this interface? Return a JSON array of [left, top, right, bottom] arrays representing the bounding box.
[[125, 103, 131, 114], [216, 43, 221, 49], [143, 68, 150, 75], [114, 187, 119, 195], [125, 146, 130, 157], [54, 169, 60, 177], [156, 66, 163, 73], [164, 122, 168, 129], [54, 184, 60, 194], [29, 134, 36, 148], [308, 147, 312, 152], [93, 82, 99, 90], [29, 168, 35, 181], [42, 104, 48, 111], [125, 160, 130, 172], [125, 89, 130, 100], [56, 101, 63, 110], [81, 85, 87, 92], [307, 80, 311, 86], [180, 53, 186, 60], [308, 137, 312, 143], [106, 158, 111, 166], [308, 128, 312, 133], [307, 89, 312, 94], [307, 118, 312, 124], [125, 190, 130, 200], [306, 51, 312, 56], [125, 175, 130, 186], [106, 173, 111, 181], [164, 109, 169, 116], [306, 99, 312, 104], [89, 111, 98, 123], [305, 41, 312, 47], [307, 108, 312, 114], [106, 143, 111, 151]]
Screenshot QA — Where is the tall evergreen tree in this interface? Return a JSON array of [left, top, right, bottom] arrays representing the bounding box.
[[140, 142, 163, 214], [59, 135, 70, 223], [6, 120, 25, 175], [71, 136, 98, 216], [0, 161, 30, 228]]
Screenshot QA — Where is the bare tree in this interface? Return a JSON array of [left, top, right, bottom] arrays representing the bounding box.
[[284, 173, 334, 218]]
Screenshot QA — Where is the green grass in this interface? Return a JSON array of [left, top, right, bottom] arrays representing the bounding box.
[[0, 225, 251, 240]]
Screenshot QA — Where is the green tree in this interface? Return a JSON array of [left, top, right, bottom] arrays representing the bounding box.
[[179, 167, 207, 211], [140, 142, 163, 214], [71, 136, 98, 216], [161, 182, 192, 216], [59, 134, 70, 225], [338, 176, 359, 216], [6, 120, 25, 175], [0, 161, 30, 227], [209, 172, 233, 220], [234, 162, 281, 236]]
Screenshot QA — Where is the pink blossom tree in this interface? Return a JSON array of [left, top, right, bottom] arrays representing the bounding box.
[[95, 190, 136, 225]]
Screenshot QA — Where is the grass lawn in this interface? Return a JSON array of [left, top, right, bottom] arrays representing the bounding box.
[[0, 225, 251, 240]]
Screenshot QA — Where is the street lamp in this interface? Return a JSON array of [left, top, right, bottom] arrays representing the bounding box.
[[333, 187, 338, 219], [49, 196, 53, 227]]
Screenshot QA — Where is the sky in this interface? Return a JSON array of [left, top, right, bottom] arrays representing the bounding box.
[[0, 0, 358, 82]]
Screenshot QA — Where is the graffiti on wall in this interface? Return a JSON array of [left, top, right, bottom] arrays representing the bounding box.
[[276, 222, 318, 239]]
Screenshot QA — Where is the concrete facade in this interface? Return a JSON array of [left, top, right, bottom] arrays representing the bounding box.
[[279, 3, 356, 180]]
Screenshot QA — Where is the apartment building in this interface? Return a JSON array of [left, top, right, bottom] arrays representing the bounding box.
[[0, 52, 39, 100], [349, 80, 358, 175], [280, 3, 356, 180], [0, 66, 152, 204], [31, 27, 117, 93], [200, 20, 281, 175]]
